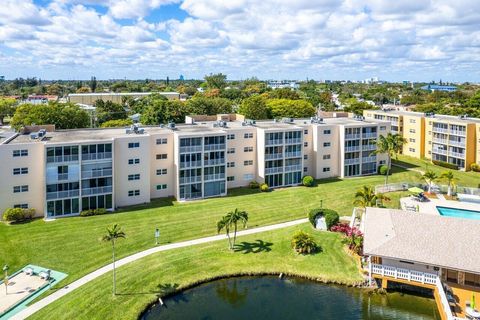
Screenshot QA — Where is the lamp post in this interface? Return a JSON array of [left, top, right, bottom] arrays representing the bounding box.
[[320, 199, 323, 209], [155, 228, 160, 245], [3, 264, 9, 295]]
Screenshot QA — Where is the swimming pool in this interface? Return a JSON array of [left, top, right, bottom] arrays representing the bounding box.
[[437, 206, 480, 220]]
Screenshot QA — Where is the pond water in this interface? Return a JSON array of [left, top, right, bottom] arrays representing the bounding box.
[[142, 276, 440, 320]]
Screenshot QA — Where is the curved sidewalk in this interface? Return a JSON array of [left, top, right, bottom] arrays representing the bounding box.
[[12, 218, 308, 320]]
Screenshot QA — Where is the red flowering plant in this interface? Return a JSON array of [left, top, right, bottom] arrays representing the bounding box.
[[331, 223, 363, 254]]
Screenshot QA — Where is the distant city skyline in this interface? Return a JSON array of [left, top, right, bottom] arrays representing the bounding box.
[[1, 0, 480, 82]]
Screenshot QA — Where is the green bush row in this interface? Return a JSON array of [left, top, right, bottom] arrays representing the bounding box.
[[432, 160, 459, 170], [80, 208, 108, 217], [2, 208, 35, 222]]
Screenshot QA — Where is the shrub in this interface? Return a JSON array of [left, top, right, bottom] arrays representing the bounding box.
[[308, 208, 323, 226], [432, 160, 459, 170], [307, 208, 339, 230], [249, 180, 260, 189], [378, 165, 389, 175], [291, 231, 319, 254], [471, 163, 480, 172], [302, 175, 314, 187], [80, 208, 108, 217], [260, 183, 269, 192], [2, 208, 35, 222]]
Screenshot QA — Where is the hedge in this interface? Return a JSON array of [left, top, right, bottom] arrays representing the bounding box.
[[2, 208, 35, 222], [307, 208, 339, 230], [378, 165, 389, 175], [302, 175, 314, 187], [432, 160, 459, 170], [260, 183, 269, 192], [249, 180, 260, 189], [80, 208, 108, 217], [471, 163, 480, 172]]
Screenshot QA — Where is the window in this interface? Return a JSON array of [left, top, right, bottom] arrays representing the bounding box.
[[303, 142, 308, 147], [323, 129, 331, 134], [128, 142, 140, 148], [409, 119, 416, 124], [156, 169, 167, 175], [243, 146, 253, 152], [227, 148, 235, 154], [244, 174, 254, 181], [128, 158, 140, 164], [14, 204, 28, 209], [409, 148, 416, 152], [128, 174, 140, 181], [244, 133, 253, 139], [323, 154, 331, 160], [156, 138, 167, 145], [156, 154, 168, 160], [380, 126, 386, 131], [409, 129, 416, 133], [304, 129, 308, 135], [227, 134, 235, 140], [13, 149, 28, 157], [323, 142, 331, 147], [323, 167, 330, 172], [13, 185, 29, 193], [379, 160, 386, 165], [303, 155, 308, 160], [13, 167, 28, 175], [244, 160, 253, 166], [409, 138, 415, 143], [227, 176, 235, 182], [156, 184, 167, 190], [303, 167, 308, 172], [128, 190, 140, 196], [227, 162, 235, 168]]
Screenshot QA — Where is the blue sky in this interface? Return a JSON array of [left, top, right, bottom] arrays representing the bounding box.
[[1, 0, 480, 82]]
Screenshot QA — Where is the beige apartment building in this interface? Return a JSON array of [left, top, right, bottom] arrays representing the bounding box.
[[0, 115, 389, 219]]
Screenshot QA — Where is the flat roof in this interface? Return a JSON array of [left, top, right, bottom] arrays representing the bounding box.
[[0, 129, 17, 144], [363, 207, 480, 274], [366, 109, 480, 124], [365, 109, 426, 117]]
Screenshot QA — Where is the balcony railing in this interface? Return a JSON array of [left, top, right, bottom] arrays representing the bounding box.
[[449, 130, 466, 136], [46, 154, 79, 163], [285, 165, 302, 172], [448, 151, 465, 158], [179, 176, 202, 184], [46, 189, 79, 200], [432, 127, 448, 134], [363, 132, 377, 139], [81, 168, 113, 179], [265, 139, 283, 146], [284, 151, 302, 158], [362, 156, 376, 163], [285, 138, 302, 144], [265, 167, 284, 174], [265, 153, 283, 160], [179, 145, 202, 153], [81, 186, 112, 196], [204, 159, 225, 166], [432, 148, 448, 155], [371, 263, 437, 285], [448, 140, 465, 147], [345, 158, 360, 165], [204, 173, 225, 181], [432, 138, 448, 144], [204, 144, 226, 151], [345, 146, 360, 152], [362, 144, 376, 151], [345, 134, 361, 140], [180, 161, 202, 169], [81, 152, 112, 161]]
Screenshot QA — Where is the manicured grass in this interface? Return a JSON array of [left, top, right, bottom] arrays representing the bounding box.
[[393, 154, 480, 187], [29, 224, 362, 320], [0, 168, 415, 288]]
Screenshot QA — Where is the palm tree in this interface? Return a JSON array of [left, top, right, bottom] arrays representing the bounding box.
[[371, 133, 407, 185], [422, 170, 438, 194], [102, 224, 126, 296], [353, 185, 390, 208], [440, 170, 457, 196], [217, 209, 249, 250]]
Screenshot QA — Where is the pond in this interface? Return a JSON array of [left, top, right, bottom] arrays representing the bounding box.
[[141, 276, 441, 320]]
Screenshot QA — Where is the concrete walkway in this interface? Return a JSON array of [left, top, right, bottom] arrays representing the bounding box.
[[11, 218, 308, 320]]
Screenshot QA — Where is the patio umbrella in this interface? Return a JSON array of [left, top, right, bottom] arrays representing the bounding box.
[[408, 187, 424, 194], [472, 293, 476, 310]]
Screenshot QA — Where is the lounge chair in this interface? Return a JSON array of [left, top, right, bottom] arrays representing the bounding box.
[[39, 270, 51, 280], [466, 301, 480, 320], [24, 267, 34, 275]]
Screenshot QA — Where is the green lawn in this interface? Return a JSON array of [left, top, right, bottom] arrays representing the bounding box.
[[29, 224, 362, 320], [393, 154, 480, 187]]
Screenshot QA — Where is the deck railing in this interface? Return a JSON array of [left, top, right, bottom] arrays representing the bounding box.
[[371, 263, 437, 285]]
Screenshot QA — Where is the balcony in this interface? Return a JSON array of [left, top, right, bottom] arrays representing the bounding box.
[[448, 140, 465, 147], [285, 138, 302, 144], [362, 144, 376, 151], [284, 151, 302, 158], [432, 148, 448, 155], [179, 145, 202, 153], [265, 167, 284, 174], [345, 158, 360, 165], [448, 151, 465, 158], [363, 132, 377, 139], [180, 161, 202, 169], [265, 153, 283, 160], [345, 146, 360, 152], [81, 186, 112, 196], [46, 189, 79, 200], [449, 130, 466, 136], [265, 139, 283, 146], [285, 164, 302, 172], [371, 263, 437, 285], [204, 159, 225, 166], [432, 137, 448, 144], [345, 134, 361, 140], [81, 152, 112, 161], [81, 168, 112, 179], [179, 176, 202, 184], [46, 154, 79, 163], [204, 144, 226, 151], [204, 173, 225, 181], [432, 127, 448, 134], [362, 156, 377, 163]]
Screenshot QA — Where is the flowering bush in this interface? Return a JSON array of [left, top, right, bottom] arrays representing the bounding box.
[[331, 223, 363, 254]]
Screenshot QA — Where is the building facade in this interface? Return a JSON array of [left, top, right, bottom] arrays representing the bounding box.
[[0, 115, 389, 219]]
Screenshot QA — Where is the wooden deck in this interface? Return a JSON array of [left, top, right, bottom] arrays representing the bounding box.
[[447, 282, 480, 318]]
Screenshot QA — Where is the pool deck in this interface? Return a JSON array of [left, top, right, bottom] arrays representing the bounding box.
[[400, 195, 480, 216]]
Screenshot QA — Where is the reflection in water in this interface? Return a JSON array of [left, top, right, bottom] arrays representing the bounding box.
[[142, 276, 440, 320]]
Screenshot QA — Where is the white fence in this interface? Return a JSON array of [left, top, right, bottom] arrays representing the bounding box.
[[371, 263, 437, 285], [375, 182, 480, 196]]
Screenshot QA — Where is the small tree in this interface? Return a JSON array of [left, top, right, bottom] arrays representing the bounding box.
[[102, 224, 126, 296], [423, 170, 438, 193], [371, 133, 407, 185], [291, 231, 319, 254], [440, 170, 457, 196], [302, 175, 314, 187], [217, 209, 249, 250], [353, 185, 390, 208]]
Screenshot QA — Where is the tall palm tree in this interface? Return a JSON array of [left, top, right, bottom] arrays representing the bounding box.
[[217, 209, 249, 250], [440, 170, 457, 196], [353, 185, 390, 208], [371, 133, 407, 185], [102, 224, 126, 296], [422, 170, 438, 193]]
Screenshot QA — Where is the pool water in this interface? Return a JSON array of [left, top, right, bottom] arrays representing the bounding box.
[[142, 276, 440, 320], [437, 206, 480, 220]]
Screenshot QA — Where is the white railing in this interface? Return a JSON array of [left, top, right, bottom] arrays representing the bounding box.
[[432, 138, 448, 144], [448, 140, 465, 147], [81, 168, 112, 179], [285, 165, 302, 172], [81, 186, 113, 195], [448, 151, 465, 158], [204, 144, 226, 151], [449, 130, 466, 136], [432, 127, 448, 133], [362, 156, 376, 163], [362, 144, 376, 151], [374, 182, 412, 194], [345, 134, 361, 140], [204, 173, 225, 181], [81, 152, 112, 161], [265, 139, 283, 146], [345, 158, 360, 165], [371, 263, 437, 285], [284, 151, 302, 158], [46, 189, 79, 200], [204, 159, 225, 166], [345, 146, 360, 152], [285, 138, 302, 144], [179, 176, 202, 184], [179, 145, 202, 153], [180, 161, 202, 169], [432, 148, 447, 155], [265, 167, 283, 174], [265, 153, 283, 160], [47, 154, 79, 163], [436, 277, 455, 320], [363, 132, 377, 139]]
